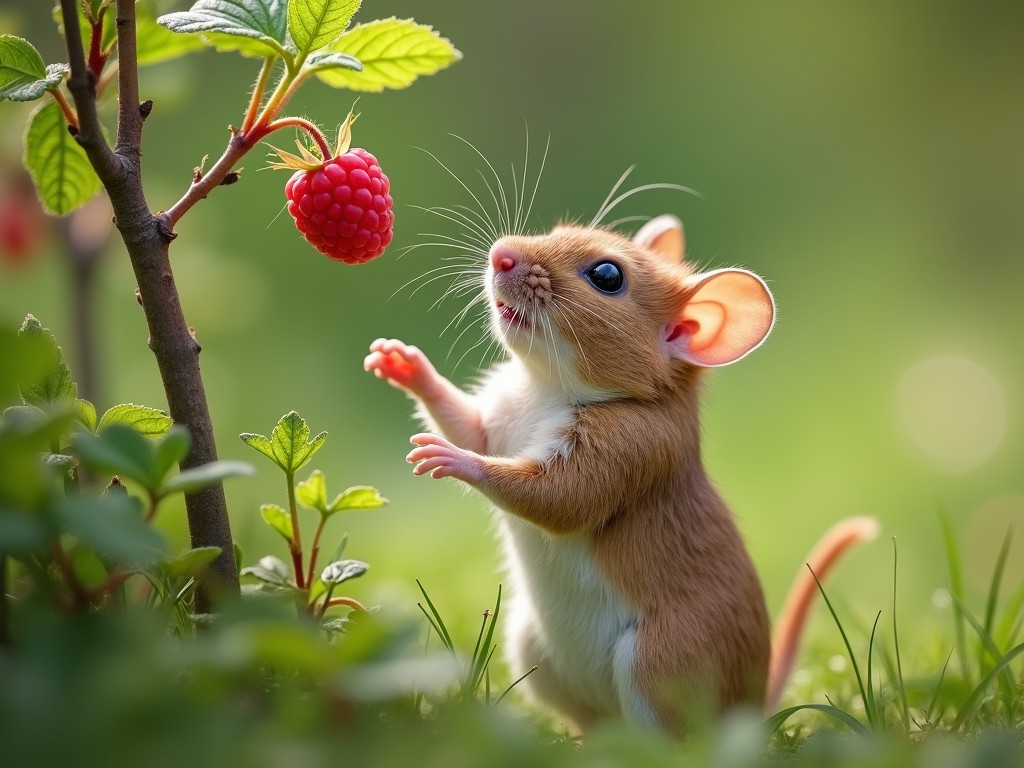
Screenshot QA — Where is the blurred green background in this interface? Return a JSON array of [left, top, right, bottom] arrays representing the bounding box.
[[1, 1, 1021, 670]]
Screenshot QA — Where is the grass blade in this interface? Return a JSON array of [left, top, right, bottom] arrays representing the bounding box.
[[764, 703, 869, 737], [809, 566, 872, 727], [950, 593, 1017, 722], [952, 640, 1024, 731], [865, 610, 881, 728], [469, 584, 502, 692], [416, 579, 455, 653], [940, 511, 969, 679], [925, 646, 955, 723], [891, 537, 910, 732], [983, 526, 1013, 638], [492, 665, 538, 708]]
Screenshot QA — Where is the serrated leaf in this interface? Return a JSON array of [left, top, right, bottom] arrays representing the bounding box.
[[260, 503, 293, 542], [289, 0, 359, 56], [241, 554, 292, 586], [136, 9, 209, 67], [318, 18, 460, 92], [83, 0, 115, 23], [159, 460, 254, 497], [303, 50, 361, 74], [0, 36, 66, 102], [0, 325, 52, 405], [74, 399, 97, 432], [295, 469, 327, 512], [161, 546, 222, 580], [239, 430, 276, 465], [55, 493, 167, 568], [158, 0, 291, 59], [44, 453, 76, 468], [23, 102, 102, 216], [17, 315, 77, 406], [98, 403, 173, 436], [269, 411, 326, 474], [320, 558, 367, 585], [327, 485, 388, 515]]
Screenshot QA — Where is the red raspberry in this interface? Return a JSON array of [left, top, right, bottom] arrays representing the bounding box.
[[284, 148, 394, 265]]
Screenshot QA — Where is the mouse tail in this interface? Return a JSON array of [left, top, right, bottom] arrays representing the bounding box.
[[765, 516, 880, 712]]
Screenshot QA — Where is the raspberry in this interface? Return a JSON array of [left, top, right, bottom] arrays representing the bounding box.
[[284, 148, 394, 265]]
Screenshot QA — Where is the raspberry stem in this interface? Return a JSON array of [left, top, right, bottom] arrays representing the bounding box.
[[261, 116, 332, 160], [50, 88, 79, 131], [241, 56, 275, 134]]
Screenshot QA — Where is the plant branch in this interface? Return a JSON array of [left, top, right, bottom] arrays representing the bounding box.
[[242, 56, 276, 133], [60, 0, 240, 611], [59, 0, 119, 185], [160, 133, 250, 228], [323, 596, 365, 611], [50, 89, 79, 131], [304, 515, 327, 590], [88, 10, 108, 79], [285, 474, 306, 590], [261, 116, 332, 159]]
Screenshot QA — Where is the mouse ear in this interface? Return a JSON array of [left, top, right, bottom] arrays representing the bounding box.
[[634, 215, 685, 264], [664, 268, 775, 367]]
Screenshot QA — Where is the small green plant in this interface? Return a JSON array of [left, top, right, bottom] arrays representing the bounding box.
[[0, 0, 459, 608], [239, 410, 387, 625], [0, 315, 251, 629], [415, 580, 537, 709]]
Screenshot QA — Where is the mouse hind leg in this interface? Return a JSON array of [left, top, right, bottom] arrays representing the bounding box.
[[506, 609, 602, 733]]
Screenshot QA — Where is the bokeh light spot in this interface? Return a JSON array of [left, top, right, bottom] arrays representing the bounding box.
[[896, 356, 1007, 473]]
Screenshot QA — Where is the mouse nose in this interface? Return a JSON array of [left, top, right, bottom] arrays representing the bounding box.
[[489, 245, 518, 272]]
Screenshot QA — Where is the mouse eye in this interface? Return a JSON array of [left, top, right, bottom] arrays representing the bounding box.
[[584, 261, 624, 294]]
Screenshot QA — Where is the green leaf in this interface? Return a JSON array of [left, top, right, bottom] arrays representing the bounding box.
[[289, 0, 359, 56], [303, 50, 361, 75], [260, 503, 293, 542], [0, 324, 52, 405], [0, 36, 66, 102], [17, 315, 77, 406], [23, 101, 102, 216], [158, 0, 291, 59], [161, 546, 222, 580], [320, 558, 367, 585], [239, 430, 275, 463], [240, 554, 291, 585], [72, 424, 155, 489], [136, 8, 209, 67], [269, 411, 326, 474], [764, 703, 868, 737], [320, 617, 349, 634], [240, 582, 299, 601], [55, 493, 167, 567], [73, 399, 97, 432], [327, 485, 388, 515], [0, 502, 50, 554], [98, 403, 173, 436], [152, 425, 191, 483], [295, 468, 327, 512], [318, 18, 461, 92], [159, 460, 254, 497]]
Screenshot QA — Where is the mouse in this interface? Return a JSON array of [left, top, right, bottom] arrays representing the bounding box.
[[364, 214, 877, 733]]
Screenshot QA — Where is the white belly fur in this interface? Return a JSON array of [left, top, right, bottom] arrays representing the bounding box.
[[474, 360, 643, 723]]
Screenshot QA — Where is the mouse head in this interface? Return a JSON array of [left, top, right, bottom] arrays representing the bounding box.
[[485, 215, 775, 399]]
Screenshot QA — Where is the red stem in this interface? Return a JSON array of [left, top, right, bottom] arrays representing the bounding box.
[[88, 10, 108, 79], [304, 516, 327, 590], [50, 89, 80, 130], [257, 116, 332, 159], [324, 596, 365, 611]]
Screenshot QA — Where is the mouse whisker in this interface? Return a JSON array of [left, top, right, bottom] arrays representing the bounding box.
[[409, 229, 489, 255], [548, 299, 592, 377], [411, 205, 494, 252], [548, 290, 630, 340], [448, 134, 513, 239], [590, 182, 702, 229], [412, 145, 503, 243], [426, 269, 486, 308], [522, 132, 550, 237], [589, 166, 635, 231], [388, 263, 476, 302], [604, 214, 652, 232]]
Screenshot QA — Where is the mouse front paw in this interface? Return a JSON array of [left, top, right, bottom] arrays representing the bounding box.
[[407, 433, 484, 485], [364, 338, 440, 399]]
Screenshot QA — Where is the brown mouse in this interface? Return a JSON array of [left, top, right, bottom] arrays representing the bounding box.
[[365, 214, 876, 732]]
